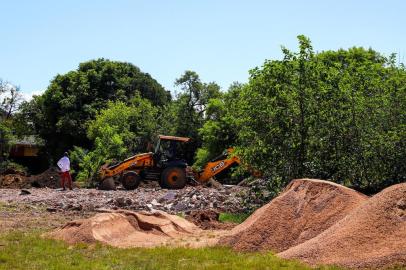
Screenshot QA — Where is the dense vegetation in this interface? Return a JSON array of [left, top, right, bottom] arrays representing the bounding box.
[[209, 36, 406, 193], [17, 59, 171, 160], [3, 36, 406, 193], [0, 79, 26, 172]]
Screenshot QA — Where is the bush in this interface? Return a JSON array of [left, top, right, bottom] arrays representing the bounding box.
[[0, 161, 28, 175]]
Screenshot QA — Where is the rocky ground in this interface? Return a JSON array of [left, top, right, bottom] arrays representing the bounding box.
[[0, 185, 249, 233], [0, 185, 249, 214]]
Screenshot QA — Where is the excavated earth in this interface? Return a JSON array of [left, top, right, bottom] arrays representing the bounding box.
[[0, 167, 61, 189], [45, 209, 218, 248], [186, 209, 236, 230], [219, 179, 368, 253]]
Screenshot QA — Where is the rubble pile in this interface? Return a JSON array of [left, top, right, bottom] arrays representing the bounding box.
[[0, 185, 249, 214]]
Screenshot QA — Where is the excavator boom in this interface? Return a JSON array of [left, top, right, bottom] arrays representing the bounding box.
[[194, 148, 240, 183]]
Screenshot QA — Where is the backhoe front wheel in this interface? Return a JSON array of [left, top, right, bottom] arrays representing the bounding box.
[[160, 167, 186, 189], [99, 177, 116, 190], [121, 171, 141, 190]]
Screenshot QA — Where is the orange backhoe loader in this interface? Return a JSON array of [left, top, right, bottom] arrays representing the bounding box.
[[98, 135, 242, 190]]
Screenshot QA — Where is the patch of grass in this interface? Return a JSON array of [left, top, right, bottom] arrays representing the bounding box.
[[0, 202, 19, 212], [0, 231, 343, 270], [176, 212, 185, 218], [0, 201, 47, 213], [219, 212, 251, 224]]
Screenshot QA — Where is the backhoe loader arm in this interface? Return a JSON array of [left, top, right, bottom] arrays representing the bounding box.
[[194, 148, 240, 183], [99, 152, 154, 179]]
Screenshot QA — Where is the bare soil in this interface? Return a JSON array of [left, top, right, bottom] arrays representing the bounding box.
[[0, 202, 92, 233], [186, 209, 236, 230]]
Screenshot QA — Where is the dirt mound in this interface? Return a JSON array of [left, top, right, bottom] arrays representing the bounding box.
[[0, 174, 30, 188], [0, 167, 61, 189], [46, 209, 202, 248], [186, 209, 236, 230], [28, 167, 60, 188], [279, 183, 406, 269], [219, 179, 368, 252]]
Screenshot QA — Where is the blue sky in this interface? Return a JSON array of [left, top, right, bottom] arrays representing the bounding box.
[[1, 0, 405, 99]]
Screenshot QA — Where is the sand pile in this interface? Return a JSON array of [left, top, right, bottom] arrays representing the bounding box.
[[219, 179, 368, 252], [279, 183, 406, 269], [46, 209, 202, 248]]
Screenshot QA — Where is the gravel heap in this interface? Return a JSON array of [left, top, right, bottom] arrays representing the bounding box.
[[279, 182, 406, 269], [220, 179, 368, 253]]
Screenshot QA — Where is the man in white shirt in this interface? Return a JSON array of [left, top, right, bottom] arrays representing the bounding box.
[[57, 152, 72, 190]]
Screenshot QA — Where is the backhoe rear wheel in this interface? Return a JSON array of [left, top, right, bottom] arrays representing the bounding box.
[[160, 167, 186, 189], [121, 171, 141, 190]]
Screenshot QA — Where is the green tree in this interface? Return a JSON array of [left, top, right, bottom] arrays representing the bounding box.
[[87, 95, 158, 154], [207, 36, 406, 193], [71, 96, 159, 183], [0, 80, 23, 120], [0, 80, 23, 165], [165, 71, 221, 163], [194, 82, 242, 169], [24, 59, 170, 161]]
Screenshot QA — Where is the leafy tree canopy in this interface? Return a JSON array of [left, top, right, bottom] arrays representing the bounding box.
[[230, 35, 406, 192], [22, 59, 170, 160], [163, 71, 222, 163], [71, 95, 158, 183]]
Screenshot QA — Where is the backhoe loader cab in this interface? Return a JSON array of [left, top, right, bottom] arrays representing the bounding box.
[[153, 135, 190, 164]]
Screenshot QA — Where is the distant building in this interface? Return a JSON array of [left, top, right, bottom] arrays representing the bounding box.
[[9, 136, 41, 158]]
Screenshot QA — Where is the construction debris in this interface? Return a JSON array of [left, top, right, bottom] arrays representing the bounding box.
[[0, 174, 30, 189], [19, 189, 31, 195], [28, 167, 60, 188], [0, 185, 250, 214]]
